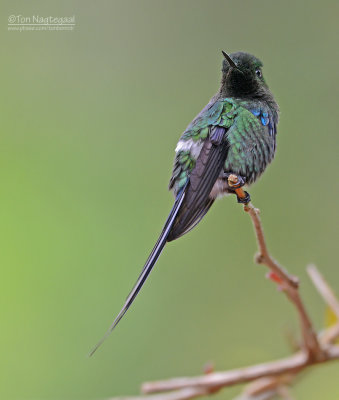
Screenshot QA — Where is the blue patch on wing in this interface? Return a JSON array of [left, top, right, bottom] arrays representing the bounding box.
[[250, 108, 261, 116], [250, 108, 274, 133], [261, 116, 269, 126]]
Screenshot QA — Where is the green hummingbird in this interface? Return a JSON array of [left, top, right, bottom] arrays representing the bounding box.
[[90, 51, 279, 355]]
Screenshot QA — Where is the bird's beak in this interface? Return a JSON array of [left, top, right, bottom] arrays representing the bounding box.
[[222, 51, 240, 71]]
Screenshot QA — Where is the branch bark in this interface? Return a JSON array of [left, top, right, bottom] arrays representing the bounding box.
[[141, 346, 339, 395], [244, 203, 324, 361], [307, 264, 339, 319]]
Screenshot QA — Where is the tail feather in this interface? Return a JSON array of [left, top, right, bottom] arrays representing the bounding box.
[[89, 187, 187, 356]]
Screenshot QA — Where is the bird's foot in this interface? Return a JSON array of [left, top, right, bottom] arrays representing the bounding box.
[[221, 172, 245, 187], [236, 191, 250, 204], [226, 173, 246, 189], [226, 173, 251, 205]]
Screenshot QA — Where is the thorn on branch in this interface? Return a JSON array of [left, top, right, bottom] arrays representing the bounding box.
[[266, 271, 284, 286], [203, 362, 214, 375], [255, 253, 265, 264]]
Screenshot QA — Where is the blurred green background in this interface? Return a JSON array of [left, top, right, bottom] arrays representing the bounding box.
[[1, 0, 338, 399]]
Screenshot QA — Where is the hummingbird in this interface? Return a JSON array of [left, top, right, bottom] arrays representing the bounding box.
[[90, 51, 279, 356]]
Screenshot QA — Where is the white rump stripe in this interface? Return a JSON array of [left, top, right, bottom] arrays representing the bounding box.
[[175, 139, 203, 159]]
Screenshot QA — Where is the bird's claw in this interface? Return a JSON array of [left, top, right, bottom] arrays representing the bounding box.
[[230, 175, 246, 189], [222, 172, 246, 188], [223, 173, 251, 204], [237, 191, 251, 204]]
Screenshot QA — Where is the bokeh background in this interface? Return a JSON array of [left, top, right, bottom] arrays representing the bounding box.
[[1, 1, 338, 399]]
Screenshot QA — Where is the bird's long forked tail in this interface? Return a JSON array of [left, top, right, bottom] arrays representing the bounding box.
[[89, 187, 187, 357]]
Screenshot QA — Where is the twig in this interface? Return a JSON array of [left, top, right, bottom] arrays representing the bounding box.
[[243, 202, 324, 360], [233, 389, 279, 400], [109, 387, 209, 400], [239, 375, 294, 398], [276, 386, 294, 400], [142, 352, 308, 393], [228, 175, 324, 361], [307, 264, 339, 319], [307, 264, 339, 346], [319, 323, 339, 345], [141, 346, 339, 394]]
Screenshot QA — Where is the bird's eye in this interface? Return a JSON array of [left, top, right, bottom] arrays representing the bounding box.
[[255, 68, 262, 78]]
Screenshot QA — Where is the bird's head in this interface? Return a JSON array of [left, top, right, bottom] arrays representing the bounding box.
[[220, 51, 270, 99]]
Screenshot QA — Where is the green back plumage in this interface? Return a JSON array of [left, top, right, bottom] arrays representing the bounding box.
[[169, 97, 277, 193]]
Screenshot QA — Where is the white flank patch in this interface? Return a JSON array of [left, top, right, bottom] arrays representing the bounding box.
[[175, 139, 203, 159]]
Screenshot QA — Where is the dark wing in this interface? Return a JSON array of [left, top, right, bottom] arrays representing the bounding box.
[[168, 126, 229, 241]]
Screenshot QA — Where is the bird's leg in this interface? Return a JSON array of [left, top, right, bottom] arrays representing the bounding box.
[[226, 173, 251, 204]]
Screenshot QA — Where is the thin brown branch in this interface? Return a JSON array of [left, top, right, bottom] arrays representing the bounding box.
[[319, 323, 339, 345], [229, 176, 320, 359], [240, 375, 294, 398], [243, 203, 298, 288], [243, 203, 324, 361], [109, 387, 209, 400], [233, 389, 279, 400], [307, 264, 339, 319], [276, 386, 295, 400], [142, 346, 339, 394], [141, 346, 339, 396], [141, 352, 307, 393], [307, 264, 339, 346]]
